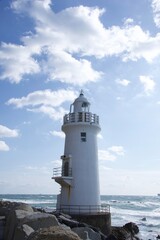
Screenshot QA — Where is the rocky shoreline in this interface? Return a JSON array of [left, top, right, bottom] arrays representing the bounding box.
[[0, 200, 142, 240]]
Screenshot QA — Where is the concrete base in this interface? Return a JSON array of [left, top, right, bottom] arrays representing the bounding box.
[[71, 213, 111, 236]]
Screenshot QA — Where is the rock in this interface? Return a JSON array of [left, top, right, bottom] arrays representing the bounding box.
[[15, 203, 34, 213], [28, 226, 82, 240], [156, 235, 160, 239], [107, 223, 140, 240], [13, 224, 34, 240], [72, 227, 101, 240], [5, 209, 59, 240], [0, 216, 5, 240], [106, 234, 117, 240], [21, 212, 59, 231], [109, 226, 131, 240], [123, 222, 139, 235], [5, 209, 35, 240], [141, 217, 147, 221], [0, 201, 33, 218], [58, 215, 79, 228], [84, 231, 91, 240]]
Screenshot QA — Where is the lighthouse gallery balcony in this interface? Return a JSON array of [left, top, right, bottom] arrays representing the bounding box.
[[52, 167, 72, 187], [63, 112, 99, 125]]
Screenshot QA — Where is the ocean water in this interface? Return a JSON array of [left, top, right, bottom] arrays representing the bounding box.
[[0, 194, 160, 240]]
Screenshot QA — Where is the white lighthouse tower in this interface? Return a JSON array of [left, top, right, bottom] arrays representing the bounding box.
[[53, 91, 101, 213]]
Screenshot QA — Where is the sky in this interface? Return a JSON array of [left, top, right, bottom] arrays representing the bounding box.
[[1, 0, 160, 196]]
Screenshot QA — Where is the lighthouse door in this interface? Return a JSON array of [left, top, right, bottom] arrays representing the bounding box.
[[63, 161, 69, 176]]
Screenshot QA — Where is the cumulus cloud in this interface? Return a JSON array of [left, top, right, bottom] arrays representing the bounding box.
[[7, 89, 77, 108], [28, 106, 67, 121], [25, 166, 50, 174], [139, 75, 156, 95], [44, 51, 102, 86], [108, 146, 125, 156], [98, 150, 116, 161], [0, 141, 10, 151], [7, 89, 77, 120], [50, 131, 65, 138], [99, 146, 125, 162], [97, 133, 103, 139], [116, 79, 130, 86], [0, 125, 19, 138], [0, 43, 40, 83], [0, 125, 19, 152], [1, 1, 160, 84], [152, 0, 160, 28]]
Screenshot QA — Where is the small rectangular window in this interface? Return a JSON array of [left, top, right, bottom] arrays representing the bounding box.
[[81, 132, 86, 142]]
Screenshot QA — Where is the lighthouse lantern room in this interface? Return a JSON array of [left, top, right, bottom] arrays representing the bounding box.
[[52, 91, 101, 214]]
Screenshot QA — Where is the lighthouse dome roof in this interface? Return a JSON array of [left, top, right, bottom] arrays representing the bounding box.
[[72, 90, 90, 113], [74, 91, 90, 105]]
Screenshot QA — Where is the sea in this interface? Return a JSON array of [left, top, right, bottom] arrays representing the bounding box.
[[0, 194, 160, 240]]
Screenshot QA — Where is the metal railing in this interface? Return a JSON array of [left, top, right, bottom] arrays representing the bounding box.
[[53, 167, 72, 178], [63, 112, 99, 125], [58, 204, 110, 215]]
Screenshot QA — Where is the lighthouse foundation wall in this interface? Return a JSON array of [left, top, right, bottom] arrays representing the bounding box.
[[71, 212, 111, 236]]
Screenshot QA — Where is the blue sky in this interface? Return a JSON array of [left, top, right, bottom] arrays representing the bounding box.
[[1, 0, 160, 195]]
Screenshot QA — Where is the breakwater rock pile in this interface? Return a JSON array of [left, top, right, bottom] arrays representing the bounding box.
[[0, 200, 140, 240]]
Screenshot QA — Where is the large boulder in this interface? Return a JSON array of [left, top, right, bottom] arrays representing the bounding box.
[[0, 216, 5, 240], [123, 222, 139, 235], [109, 226, 131, 240], [72, 227, 101, 240], [5, 210, 59, 240], [13, 224, 34, 240], [58, 215, 80, 228], [0, 201, 33, 218], [21, 212, 59, 231], [15, 203, 34, 213], [107, 222, 140, 240], [28, 226, 82, 240], [5, 209, 35, 240]]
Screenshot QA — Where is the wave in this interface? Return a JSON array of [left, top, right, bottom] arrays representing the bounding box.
[[2, 198, 56, 203], [1, 194, 160, 240], [111, 206, 160, 219]]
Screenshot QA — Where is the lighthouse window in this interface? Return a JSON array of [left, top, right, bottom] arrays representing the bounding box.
[[81, 132, 86, 142]]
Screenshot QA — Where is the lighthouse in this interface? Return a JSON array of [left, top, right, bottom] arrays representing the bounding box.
[[53, 91, 101, 213]]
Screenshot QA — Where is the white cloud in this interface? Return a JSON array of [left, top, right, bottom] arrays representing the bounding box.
[[28, 106, 67, 121], [139, 75, 156, 95], [100, 169, 160, 195], [23, 121, 31, 125], [108, 145, 125, 156], [0, 141, 9, 151], [0, 43, 40, 83], [98, 150, 116, 161], [116, 78, 130, 86], [1, 1, 160, 84], [7, 89, 77, 108], [116, 97, 123, 101], [123, 33, 160, 63], [25, 166, 50, 174], [44, 51, 102, 85], [152, 0, 160, 28], [7, 89, 77, 120], [50, 131, 65, 138], [0, 125, 19, 152], [123, 18, 134, 25], [99, 146, 125, 162], [0, 125, 19, 138], [97, 133, 103, 139], [11, 0, 52, 14]]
